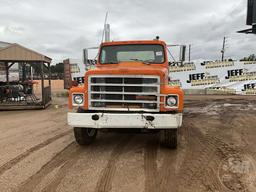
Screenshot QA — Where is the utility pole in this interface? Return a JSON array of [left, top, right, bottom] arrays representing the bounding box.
[[188, 44, 191, 62], [221, 37, 226, 61]]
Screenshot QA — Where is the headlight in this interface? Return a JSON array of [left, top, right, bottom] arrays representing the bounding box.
[[73, 94, 84, 105], [166, 96, 178, 107]]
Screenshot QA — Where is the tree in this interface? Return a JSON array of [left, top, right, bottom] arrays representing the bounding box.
[[240, 54, 256, 61], [50, 63, 64, 79]]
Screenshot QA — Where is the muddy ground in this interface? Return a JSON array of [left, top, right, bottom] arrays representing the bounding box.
[[0, 95, 256, 192]]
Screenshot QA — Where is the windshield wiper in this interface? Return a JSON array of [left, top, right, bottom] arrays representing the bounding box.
[[129, 59, 153, 65], [143, 59, 155, 64], [130, 59, 143, 62], [103, 61, 119, 64]]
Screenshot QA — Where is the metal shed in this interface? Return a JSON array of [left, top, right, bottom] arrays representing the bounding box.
[[0, 41, 52, 110]]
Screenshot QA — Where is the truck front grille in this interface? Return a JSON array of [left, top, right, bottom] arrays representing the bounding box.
[[88, 75, 160, 112]]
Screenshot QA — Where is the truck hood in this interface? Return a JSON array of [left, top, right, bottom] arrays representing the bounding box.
[[85, 62, 168, 80]]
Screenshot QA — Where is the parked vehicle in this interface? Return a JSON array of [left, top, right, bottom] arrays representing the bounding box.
[[67, 39, 184, 149]]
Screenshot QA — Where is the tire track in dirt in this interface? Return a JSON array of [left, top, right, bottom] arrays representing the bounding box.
[[202, 160, 224, 192], [177, 105, 221, 190], [40, 158, 78, 192], [16, 141, 82, 192], [176, 122, 222, 190], [184, 135, 222, 190], [177, 114, 242, 191], [0, 130, 72, 176], [157, 124, 187, 192], [192, 113, 244, 191], [207, 137, 245, 192], [0, 119, 67, 147], [157, 149, 178, 192], [210, 110, 254, 192], [0, 109, 63, 130], [144, 134, 159, 192], [95, 134, 133, 192], [0, 110, 66, 144], [178, 98, 255, 191]]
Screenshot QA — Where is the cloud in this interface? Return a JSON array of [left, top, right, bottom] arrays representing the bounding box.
[[0, 0, 255, 64]]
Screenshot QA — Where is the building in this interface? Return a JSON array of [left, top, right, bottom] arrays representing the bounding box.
[[0, 41, 52, 110]]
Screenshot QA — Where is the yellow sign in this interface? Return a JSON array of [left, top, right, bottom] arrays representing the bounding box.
[[170, 63, 196, 72], [244, 61, 256, 65], [228, 72, 256, 82], [205, 61, 234, 69], [207, 87, 236, 94], [190, 76, 220, 86], [244, 89, 256, 95]]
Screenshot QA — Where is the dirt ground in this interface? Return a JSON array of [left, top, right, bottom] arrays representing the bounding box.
[[0, 95, 256, 192]]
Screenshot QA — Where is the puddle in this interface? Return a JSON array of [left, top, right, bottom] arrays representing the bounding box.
[[184, 103, 256, 115], [184, 104, 220, 115], [223, 103, 243, 107], [223, 103, 256, 111]]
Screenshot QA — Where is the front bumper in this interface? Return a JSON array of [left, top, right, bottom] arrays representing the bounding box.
[[67, 112, 182, 129]]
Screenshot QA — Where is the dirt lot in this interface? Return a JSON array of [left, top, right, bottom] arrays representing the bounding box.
[[0, 95, 256, 192]]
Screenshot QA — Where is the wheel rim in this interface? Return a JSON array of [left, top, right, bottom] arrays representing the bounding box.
[[87, 128, 96, 137]]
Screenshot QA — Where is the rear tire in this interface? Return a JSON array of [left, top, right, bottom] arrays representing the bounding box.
[[160, 129, 178, 149], [74, 127, 97, 145]]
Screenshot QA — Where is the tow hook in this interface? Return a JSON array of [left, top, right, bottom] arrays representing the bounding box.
[[145, 116, 155, 121], [92, 114, 99, 121]]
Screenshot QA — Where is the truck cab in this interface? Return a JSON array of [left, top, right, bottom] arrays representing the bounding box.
[[67, 39, 184, 149]]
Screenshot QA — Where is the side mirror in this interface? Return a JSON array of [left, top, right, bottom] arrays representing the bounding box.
[[83, 49, 88, 68]]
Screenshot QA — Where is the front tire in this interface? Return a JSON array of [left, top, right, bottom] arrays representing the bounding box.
[[74, 127, 97, 145], [160, 129, 178, 149]]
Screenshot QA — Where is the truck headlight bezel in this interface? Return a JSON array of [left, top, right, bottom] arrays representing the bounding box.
[[165, 95, 179, 108], [72, 93, 84, 106]]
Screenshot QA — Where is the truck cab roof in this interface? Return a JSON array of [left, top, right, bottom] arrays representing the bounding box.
[[101, 40, 167, 47]]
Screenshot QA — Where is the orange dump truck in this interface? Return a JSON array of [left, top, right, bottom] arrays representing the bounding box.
[[67, 39, 184, 149]]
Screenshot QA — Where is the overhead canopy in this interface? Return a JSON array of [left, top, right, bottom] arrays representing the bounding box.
[[0, 42, 51, 63], [0, 41, 52, 110]]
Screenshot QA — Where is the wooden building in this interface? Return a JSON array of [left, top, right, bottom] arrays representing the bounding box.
[[0, 41, 52, 110]]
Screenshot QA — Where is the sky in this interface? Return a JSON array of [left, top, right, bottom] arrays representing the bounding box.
[[0, 0, 255, 64]]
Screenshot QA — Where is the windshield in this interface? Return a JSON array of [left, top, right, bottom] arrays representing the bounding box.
[[99, 44, 165, 64]]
